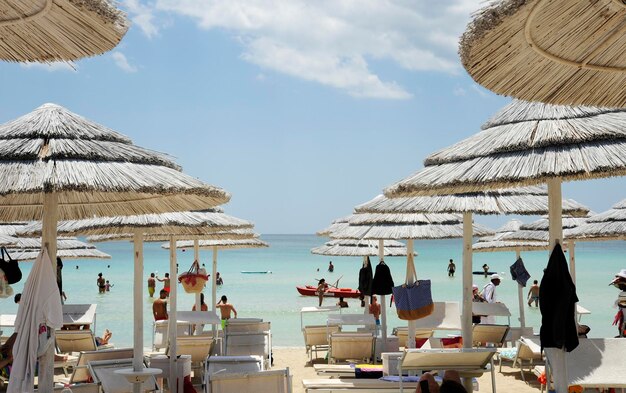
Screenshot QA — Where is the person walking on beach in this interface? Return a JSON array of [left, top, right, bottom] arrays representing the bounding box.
[[328, 261, 334, 273], [97, 273, 106, 294], [527, 280, 540, 307], [481, 274, 501, 324], [216, 295, 237, 329], [148, 273, 156, 297], [156, 272, 171, 294], [482, 264, 490, 278], [153, 289, 168, 321], [316, 278, 327, 307], [447, 259, 456, 277]]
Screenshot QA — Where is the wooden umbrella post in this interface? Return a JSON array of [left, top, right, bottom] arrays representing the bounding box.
[[462, 212, 473, 350], [378, 239, 387, 346], [406, 239, 416, 349], [569, 241, 576, 284], [168, 236, 179, 393], [547, 178, 567, 393], [133, 230, 144, 393], [39, 191, 58, 392], [212, 246, 218, 340], [194, 239, 201, 320], [516, 249, 526, 328]]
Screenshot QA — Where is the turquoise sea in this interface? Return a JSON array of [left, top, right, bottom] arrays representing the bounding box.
[[2, 235, 625, 348]]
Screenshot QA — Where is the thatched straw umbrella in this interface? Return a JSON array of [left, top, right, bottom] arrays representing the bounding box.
[[0, 0, 128, 62], [568, 199, 626, 242], [330, 212, 494, 353], [311, 239, 412, 257], [501, 215, 590, 284], [162, 237, 268, 327], [1, 103, 230, 392], [459, 0, 626, 107], [18, 211, 254, 393], [354, 188, 589, 353], [316, 216, 350, 237], [9, 248, 110, 261], [384, 99, 624, 393]]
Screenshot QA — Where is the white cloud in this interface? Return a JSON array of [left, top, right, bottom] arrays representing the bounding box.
[[124, 0, 159, 38], [453, 86, 467, 96], [111, 52, 138, 73], [20, 62, 76, 72], [137, 0, 482, 98]]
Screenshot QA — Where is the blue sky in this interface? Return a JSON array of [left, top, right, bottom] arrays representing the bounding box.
[[0, 1, 623, 233]]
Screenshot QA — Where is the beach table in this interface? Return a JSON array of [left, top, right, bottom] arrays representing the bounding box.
[[472, 302, 511, 326], [300, 306, 341, 330], [62, 304, 98, 332]]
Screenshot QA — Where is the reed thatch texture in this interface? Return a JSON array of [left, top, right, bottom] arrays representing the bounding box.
[[86, 228, 259, 243], [460, 0, 626, 107], [17, 210, 251, 237], [316, 216, 350, 237], [348, 213, 461, 225], [500, 215, 588, 242], [384, 100, 626, 197], [0, 0, 128, 62], [311, 239, 413, 257], [329, 212, 494, 240], [473, 240, 549, 253], [0, 223, 28, 236], [568, 199, 626, 240], [356, 187, 588, 217], [8, 248, 111, 262], [0, 104, 230, 221], [14, 236, 95, 250], [161, 238, 269, 250]]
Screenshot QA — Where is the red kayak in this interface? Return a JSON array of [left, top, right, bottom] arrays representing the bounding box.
[[296, 285, 361, 298]]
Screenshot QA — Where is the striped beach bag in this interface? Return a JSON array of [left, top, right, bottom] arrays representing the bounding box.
[[392, 257, 434, 320]]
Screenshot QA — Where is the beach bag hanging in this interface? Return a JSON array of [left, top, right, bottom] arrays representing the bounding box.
[[0, 247, 21, 284], [178, 260, 209, 294], [392, 255, 434, 320]]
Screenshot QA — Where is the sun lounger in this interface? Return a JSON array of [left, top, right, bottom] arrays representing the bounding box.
[[176, 336, 214, 382], [68, 348, 135, 384], [88, 358, 159, 393], [412, 302, 462, 331], [328, 332, 375, 364], [302, 378, 419, 392], [399, 348, 497, 393], [55, 330, 113, 355], [472, 324, 510, 347], [51, 383, 100, 393], [152, 320, 192, 351], [544, 338, 626, 390], [224, 331, 271, 368], [498, 336, 542, 382], [207, 368, 291, 393], [393, 327, 433, 348], [205, 355, 264, 393], [303, 324, 340, 362]]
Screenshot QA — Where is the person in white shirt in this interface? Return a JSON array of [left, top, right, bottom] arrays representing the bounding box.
[[481, 273, 501, 324]]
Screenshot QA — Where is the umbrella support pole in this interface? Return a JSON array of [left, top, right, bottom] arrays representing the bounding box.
[[40, 192, 58, 392], [168, 236, 180, 393], [194, 240, 201, 334], [406, 239, 416, 349], [378, 239, 387, 350], [212, 246, 218, 347], [133, 231, 144, 393], [547, 178, 567, 393], [569, 241, 576, 284], [462, 213, 474, 393], [516, 250, 526, 328]]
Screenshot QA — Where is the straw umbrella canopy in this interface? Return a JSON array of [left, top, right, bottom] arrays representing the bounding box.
[[9, 248, 111, 261], [316, 216, 350, 237], [1, 103, 230, 392], [0, 0, 128, 62], [311, 239, 413, 257], [459, 0, 626, 107], [18, 211, 254, 393], [568, 199, 626, 241], [383, 99, 623, 393]]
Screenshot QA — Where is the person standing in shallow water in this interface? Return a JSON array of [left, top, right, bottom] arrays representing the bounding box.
[[156, 272, 170, 295], [216, 295, 237, 329], [153, 289, 168, 321], [328, 261, 334, 272], [147, 273, 156, 297], [97, 273, 106, 294], [447, 259, 456, 277], [527, 280, 540, 307]]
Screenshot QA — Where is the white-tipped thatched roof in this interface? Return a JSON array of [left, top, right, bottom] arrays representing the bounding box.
[[86, 228, 259, 243], [355, 187, 589, 216], [384, 100, 626, 197], [0, 0, 129, 62], [568, 199, 626, 241], [316, 216, 350, 237], [348, 213, 461, 226], [459, 0, 626, 107], [0, 222, 28, 236], [17, 210, 252, 237], [8, 248, 111, 262], [0, 104, 230, 221], [500, 215, 589, 242], [473, 240, 550, 253], [161, 238, 269, 250], [328, 212, 494, 241], [311, 239, 414, 257]]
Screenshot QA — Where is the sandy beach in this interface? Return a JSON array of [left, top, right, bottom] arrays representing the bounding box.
[[272, 347, 543, 393]]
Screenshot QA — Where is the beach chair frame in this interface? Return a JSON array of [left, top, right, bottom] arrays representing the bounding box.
[[207, 367, 291, 393]]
